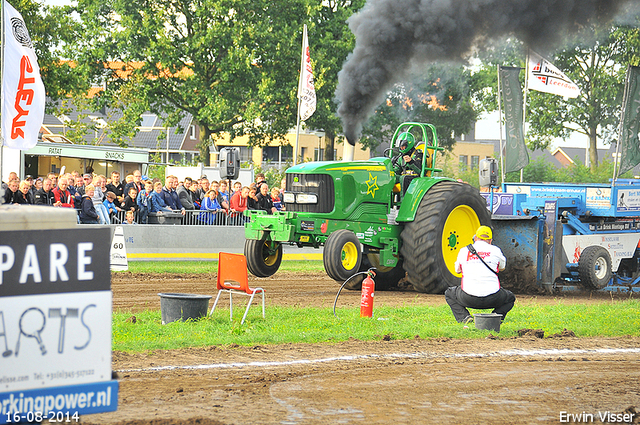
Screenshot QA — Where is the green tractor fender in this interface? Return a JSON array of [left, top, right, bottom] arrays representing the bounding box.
[[396, 176, 455, 222]]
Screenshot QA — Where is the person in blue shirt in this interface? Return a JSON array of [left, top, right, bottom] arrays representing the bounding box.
[[199, 189, 226, 225], [103, 191, 122, 221], [137, 181, 154, 224], [79, 185, 100, 224], [149, 181, 173, 213]]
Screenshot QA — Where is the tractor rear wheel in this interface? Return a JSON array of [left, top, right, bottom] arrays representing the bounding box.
[[400, 181, 491, 293], [245, 236, 283, 278], [324, 229, 362, 282], [343, 252, 405, 291]]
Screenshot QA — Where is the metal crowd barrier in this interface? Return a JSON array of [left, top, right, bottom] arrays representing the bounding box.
[[79, 209, 248, 226]]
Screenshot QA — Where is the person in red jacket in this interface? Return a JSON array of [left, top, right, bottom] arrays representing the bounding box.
[[52, 177, 75, 208], [229, 186, 250, 225]]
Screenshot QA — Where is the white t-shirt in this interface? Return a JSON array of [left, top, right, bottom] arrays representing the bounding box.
[[454, 239, 506, 297]]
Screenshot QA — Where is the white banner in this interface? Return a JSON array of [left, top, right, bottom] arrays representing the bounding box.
[[298, 25, 316, 121], [527, 50, 580, 99], [1, 0, 45, 150]]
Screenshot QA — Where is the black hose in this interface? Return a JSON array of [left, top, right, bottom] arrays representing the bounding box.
[[333, 268, 376, 318]]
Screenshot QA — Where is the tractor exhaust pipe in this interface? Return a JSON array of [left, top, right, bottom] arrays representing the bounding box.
[[343, 137, 356, 162]]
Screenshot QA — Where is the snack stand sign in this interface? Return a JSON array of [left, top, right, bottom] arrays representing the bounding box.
[[0, 228, 117, 424]]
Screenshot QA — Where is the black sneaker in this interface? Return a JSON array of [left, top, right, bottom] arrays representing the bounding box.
[[462, 315, 474, 324]]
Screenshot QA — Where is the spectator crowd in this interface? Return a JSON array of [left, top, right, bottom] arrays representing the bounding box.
[[1, 170, 285, 225]]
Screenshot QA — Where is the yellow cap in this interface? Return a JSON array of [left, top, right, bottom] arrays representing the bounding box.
[[475, 225, 492, 240]]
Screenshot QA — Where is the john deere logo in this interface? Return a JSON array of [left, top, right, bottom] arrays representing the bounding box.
[[365, 172, 379, 198]]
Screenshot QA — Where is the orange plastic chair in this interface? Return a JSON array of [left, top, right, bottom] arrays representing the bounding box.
[[210, 252, 265, 324]]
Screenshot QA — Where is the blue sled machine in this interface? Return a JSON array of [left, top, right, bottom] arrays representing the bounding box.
[[482, 180, 640, 293]]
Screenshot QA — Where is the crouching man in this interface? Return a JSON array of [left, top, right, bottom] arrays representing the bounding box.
[[445, 225, 516, 324]]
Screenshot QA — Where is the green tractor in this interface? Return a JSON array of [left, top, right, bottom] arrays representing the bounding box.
[[243, 122, 491, 293]]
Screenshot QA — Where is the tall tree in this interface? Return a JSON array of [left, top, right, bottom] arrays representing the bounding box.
[[11, 1, 89, 103], [75, 0, 309, 163], [526, 25, 630, 172]]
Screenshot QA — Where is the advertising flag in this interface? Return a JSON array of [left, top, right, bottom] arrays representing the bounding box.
[[617, 66, 640, 176], [499, 66, 529, 173], [298, 25, 316, 121], [1, 0, 45, 150], [527, 50, 580, 98]]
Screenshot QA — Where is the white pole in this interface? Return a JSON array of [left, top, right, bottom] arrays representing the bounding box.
[[521, 51, 530, 184], [613, 65, 632, 185], [166, 127, 169, 163], [497, 65, 505, 185], [0, 0, 4, 185]]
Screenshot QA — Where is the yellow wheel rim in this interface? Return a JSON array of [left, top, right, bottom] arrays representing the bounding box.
[[442, 205, 480, 277], [263, 241, 280, 267], [341, 242, 358, 271]]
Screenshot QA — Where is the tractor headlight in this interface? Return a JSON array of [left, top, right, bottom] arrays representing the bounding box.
[[283, 192, 295, 203], [296, 193, 318, 204]]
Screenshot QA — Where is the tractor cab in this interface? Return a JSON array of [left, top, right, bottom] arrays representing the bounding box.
[[387, 122, 445, 199]]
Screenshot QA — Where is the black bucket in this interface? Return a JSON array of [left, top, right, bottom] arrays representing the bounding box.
[[158, 293, 212, 324], [474, 313, 502, 332]]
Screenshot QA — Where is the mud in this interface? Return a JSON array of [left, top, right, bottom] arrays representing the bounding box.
[[78, 272, 640, 425]]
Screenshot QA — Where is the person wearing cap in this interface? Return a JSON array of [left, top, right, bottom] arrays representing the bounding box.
[[445, 225, 515, 324]]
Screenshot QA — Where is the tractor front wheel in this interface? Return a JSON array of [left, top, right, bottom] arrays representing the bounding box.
[[400, 181, 491, 293], [245, 236, 283, 278], [324, 229, 363, 282]]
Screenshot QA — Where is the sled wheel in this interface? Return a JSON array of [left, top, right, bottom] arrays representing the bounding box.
[[400, 181, 491, 294], [245, 236, 283, 278], [343, 252, 405, 291], [578, 245, 612, 289], [324, 229, 362, 282]]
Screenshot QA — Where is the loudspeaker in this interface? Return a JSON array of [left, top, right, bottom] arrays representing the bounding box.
[[479, 158, 498, 187], [219, 147, 240, 180]]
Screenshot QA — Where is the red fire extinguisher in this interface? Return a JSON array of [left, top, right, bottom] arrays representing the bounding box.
[[360, 269, 376, 317]]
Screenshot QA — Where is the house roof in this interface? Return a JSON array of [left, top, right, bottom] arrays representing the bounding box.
[[552, 147, 612, 166], [42, 99, 197, 152]]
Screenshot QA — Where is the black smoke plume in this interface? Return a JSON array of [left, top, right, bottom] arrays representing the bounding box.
[[336, 0, 631, 145]]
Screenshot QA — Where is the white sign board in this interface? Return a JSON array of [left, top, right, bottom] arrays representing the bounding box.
[[616, 188, 640, 212], [562, 234, 640, 271], [0, 228, 116, 421]]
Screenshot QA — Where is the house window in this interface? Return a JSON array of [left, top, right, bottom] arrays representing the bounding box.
[[262, 146, 293, 163], [459, 155, 468, 171], [140, 114, 157, 131], [190, 125, 196, 139], [314, 148, 324, 161], [471, 155, 480, 170]]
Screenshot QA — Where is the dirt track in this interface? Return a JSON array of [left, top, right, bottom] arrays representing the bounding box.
[[81, 272, 640, 425]]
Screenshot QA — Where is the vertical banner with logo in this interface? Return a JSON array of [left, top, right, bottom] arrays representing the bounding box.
[[616, 66, 640, 177], [1, 0, 46, 150], [298, 24, 316, 122], [499, 66, 529, 173]]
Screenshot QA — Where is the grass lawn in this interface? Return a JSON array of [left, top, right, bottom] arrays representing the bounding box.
[[113, 300, 640, 352]]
